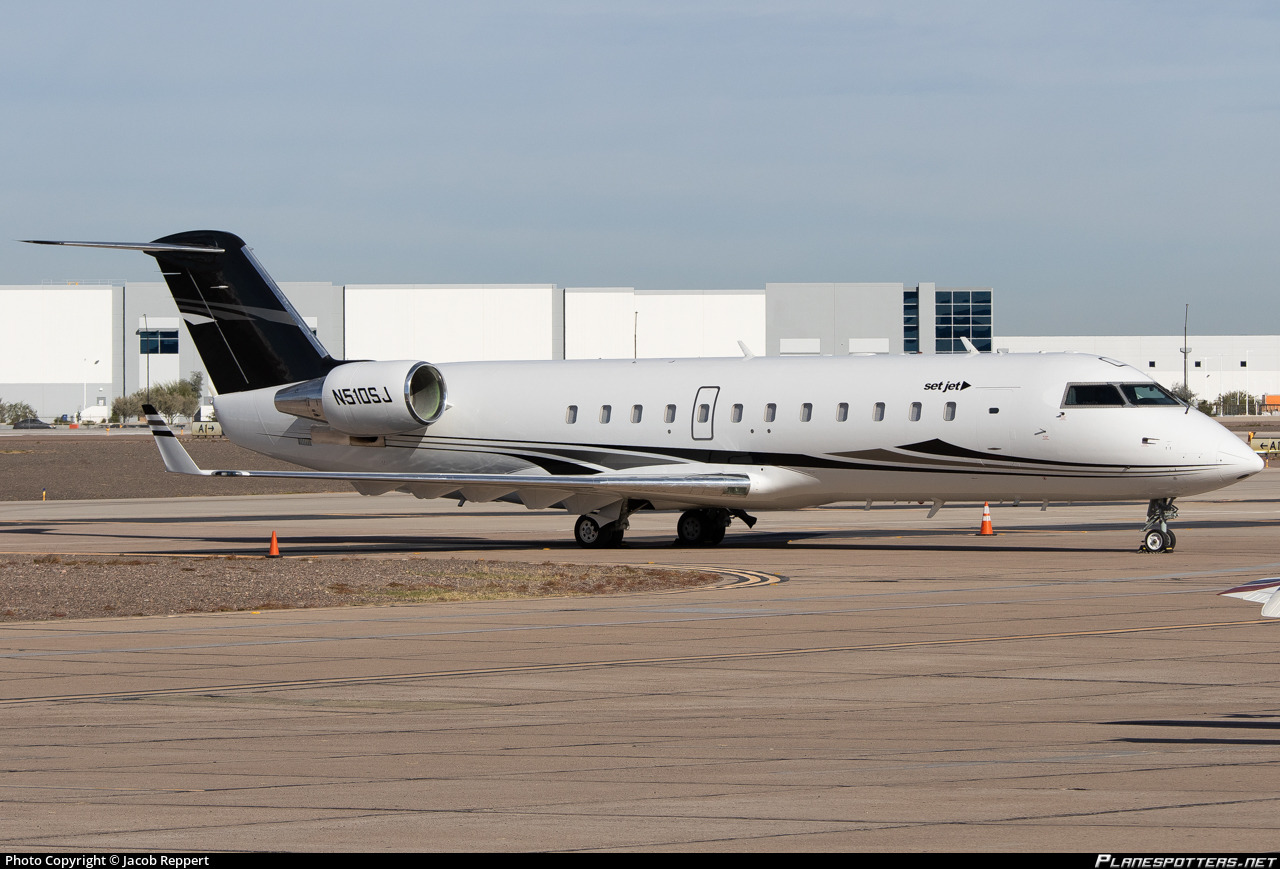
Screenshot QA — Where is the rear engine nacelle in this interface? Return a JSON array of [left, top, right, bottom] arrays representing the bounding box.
[[274, 360, 446, 435]]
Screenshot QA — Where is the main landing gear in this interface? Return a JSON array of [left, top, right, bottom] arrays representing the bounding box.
[[676, 508, 729, 546], [1138, 498, 1178, 553], [572, 507, 755, 548], [574, 514, 626, 548]]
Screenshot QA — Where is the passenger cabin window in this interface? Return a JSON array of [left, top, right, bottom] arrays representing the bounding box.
[[599, 405, 612, 423], [697, 404, 710, 423], [873, 402, 885, 421], [800, 403, 812, 422], [944, 401, 956, 421], [630, 404, 643, 423], [565, 405, 578, 424], [664, 404, 676, 423], [764, 403, 777, 422], [909, 402, 922, 421], [731, 404, 743, 423], [837, 402, 849, 422]]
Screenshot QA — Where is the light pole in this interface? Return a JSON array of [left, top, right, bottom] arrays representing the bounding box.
[[1180, 304, 1191, 396], [1247, 350, 1252, 416], [1200, 356, 1216, 414], [81, 357, 99, 421], [135, 314, 151, 405]]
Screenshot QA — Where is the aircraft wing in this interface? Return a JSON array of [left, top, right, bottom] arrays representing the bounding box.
[[142, 406, 751, 509], [1219, 578, 1280, 618]]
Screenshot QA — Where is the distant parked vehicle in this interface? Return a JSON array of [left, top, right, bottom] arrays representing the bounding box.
[[13, 418, 52, 429]]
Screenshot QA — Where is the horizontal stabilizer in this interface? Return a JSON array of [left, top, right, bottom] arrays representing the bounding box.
[[23, 239, 224, 254]]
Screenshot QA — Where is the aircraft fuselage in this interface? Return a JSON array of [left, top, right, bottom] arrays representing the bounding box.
[[214, 351, 1259, 511]]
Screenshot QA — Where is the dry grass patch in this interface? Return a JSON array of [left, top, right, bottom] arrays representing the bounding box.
[[0, 555, 721, 622]]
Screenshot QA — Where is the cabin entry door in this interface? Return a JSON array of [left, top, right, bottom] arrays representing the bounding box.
[[691, 386, 720, 441]]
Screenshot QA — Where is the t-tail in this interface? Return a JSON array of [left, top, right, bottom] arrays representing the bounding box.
[[23, 231, 342, 393]]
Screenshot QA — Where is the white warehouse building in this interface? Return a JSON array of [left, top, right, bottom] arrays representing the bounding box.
[[1, 276, 1274, 420]]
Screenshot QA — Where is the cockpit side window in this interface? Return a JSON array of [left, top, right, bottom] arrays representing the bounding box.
[[1063, 382, 1183, 408], [1063, 384, 1125, 407], [1119, 383, 1182, 406]]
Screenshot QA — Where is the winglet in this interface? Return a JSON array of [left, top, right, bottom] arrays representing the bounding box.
[[142, 404, 208, 476]]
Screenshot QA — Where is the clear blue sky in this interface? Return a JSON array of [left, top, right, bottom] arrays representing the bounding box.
[[4, 1, 1277, 335]]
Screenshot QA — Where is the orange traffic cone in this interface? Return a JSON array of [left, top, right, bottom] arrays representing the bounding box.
[[267, 531, 282, 558], [977, 502, 995, 536]]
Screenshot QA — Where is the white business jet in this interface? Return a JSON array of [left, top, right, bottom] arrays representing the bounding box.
[[25, 231, 1263, 550]]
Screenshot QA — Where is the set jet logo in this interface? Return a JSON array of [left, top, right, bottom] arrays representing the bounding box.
[[923, 380, 972, 393]]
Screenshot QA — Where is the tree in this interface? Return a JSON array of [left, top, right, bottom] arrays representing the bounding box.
[[1217, 391, 1260, 416], [2, 401, 37, 425], [144, 372, 204, 424], [1170, 383, 1196, 403], [112, 394, 144, 423], [110, 372, 205, 425]]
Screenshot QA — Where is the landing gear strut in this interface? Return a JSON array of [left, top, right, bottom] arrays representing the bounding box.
[[1138, 498, 1178, 553], [676, 508, 729, 546]]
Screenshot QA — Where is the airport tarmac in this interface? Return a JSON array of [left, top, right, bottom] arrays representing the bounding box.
[[3, 475, 1280, 852]]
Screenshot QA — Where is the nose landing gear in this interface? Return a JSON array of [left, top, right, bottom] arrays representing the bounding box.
[[1139, 498, 1178, 553]]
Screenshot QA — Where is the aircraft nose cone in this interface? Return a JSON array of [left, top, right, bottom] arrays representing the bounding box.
[[1218, 435, 1264, 482]]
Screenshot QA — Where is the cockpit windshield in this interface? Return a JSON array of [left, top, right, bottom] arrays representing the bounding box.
[[1063, 382, 1183, 408], [1118, 383, 1182, 405]]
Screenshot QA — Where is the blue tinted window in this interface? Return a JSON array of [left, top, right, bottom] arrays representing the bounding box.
[[139, 330, 178, 354]]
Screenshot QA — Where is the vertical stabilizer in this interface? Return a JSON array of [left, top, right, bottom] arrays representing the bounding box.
[[144, 231, 341, 393]]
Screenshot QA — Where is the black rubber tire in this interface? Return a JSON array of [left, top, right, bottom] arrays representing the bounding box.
[[575, 515, 605, 548], [676, 510, 706, 545]]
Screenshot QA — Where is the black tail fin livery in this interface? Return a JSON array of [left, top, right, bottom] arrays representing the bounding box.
[[147, 230, 341, 393], [24, 231, 342, 393]]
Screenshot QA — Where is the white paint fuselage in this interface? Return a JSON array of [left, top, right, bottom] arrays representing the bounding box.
[[214, 351, 1262, 511]]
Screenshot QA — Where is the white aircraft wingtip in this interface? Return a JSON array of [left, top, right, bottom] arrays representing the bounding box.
[[1220, 578, 1280, 617], [142, 404, 208, 476]]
